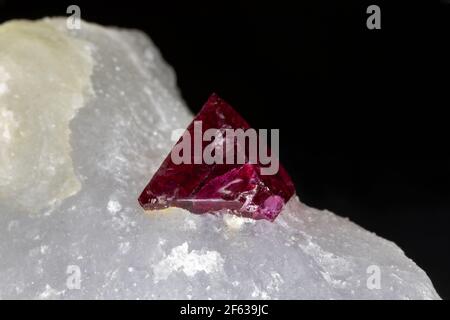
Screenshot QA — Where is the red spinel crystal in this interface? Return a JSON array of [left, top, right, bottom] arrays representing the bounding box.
[[138, 93, 295, 221]]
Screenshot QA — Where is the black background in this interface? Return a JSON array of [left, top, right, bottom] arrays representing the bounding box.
[[1, 0, 449, 299]]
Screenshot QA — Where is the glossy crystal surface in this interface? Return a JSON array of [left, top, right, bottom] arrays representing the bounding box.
[[138, 94, 295, 221]]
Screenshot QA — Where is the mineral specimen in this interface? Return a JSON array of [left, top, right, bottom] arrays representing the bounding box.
[[138, 93, 295, 221], [0, 18, 441, 299]]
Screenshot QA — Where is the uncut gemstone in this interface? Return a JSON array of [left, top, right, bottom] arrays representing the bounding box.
[[138, 94, 295, 221]]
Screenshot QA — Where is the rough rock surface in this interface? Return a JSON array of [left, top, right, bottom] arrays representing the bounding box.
[[0, 18, 440, 299]]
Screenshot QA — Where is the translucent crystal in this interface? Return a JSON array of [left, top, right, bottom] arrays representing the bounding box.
[[139, 93, 295, 221]]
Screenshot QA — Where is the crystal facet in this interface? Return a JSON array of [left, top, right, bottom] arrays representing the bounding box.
[[138, 94, 295, 221]]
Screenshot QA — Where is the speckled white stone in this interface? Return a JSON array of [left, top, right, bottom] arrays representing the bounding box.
[[0, 18, 440, 299]]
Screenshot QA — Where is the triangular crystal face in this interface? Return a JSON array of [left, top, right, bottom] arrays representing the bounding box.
[[138, 94, 295, 221]]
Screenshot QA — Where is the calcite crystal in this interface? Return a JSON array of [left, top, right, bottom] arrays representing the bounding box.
[[0, 18, 441, 299], [138, 94, 295, 221]]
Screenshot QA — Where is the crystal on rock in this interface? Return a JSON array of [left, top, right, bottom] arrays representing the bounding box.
[[138, 94, 295, 221], [0, 18, 440, 300]]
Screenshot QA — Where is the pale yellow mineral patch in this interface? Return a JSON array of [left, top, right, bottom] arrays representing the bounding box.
[[0, 19, 94, 212]]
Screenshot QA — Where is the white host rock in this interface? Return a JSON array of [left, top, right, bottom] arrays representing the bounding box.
[[0, 18, 440, 299]]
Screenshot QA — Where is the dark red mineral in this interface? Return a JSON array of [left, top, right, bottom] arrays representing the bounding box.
[[138, 94, 295, 221]]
